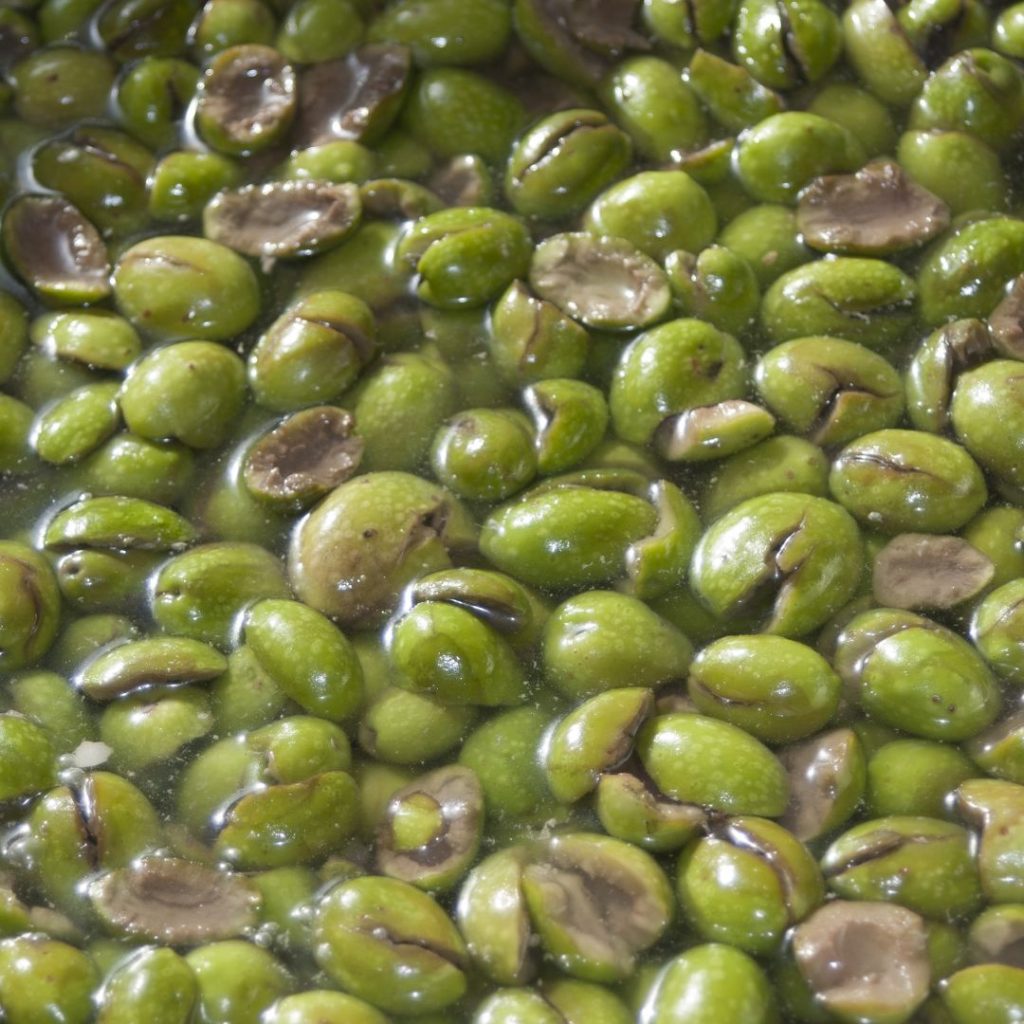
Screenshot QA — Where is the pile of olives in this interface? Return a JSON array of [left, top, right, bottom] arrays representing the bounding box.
[[1, 1, 1024, 1022]]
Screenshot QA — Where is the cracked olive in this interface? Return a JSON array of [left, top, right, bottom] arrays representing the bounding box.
[[543, 687, 654, 804], [118, 341, 246, 450], [823, 816, 983, 920], [506, 108, 632, 221], [314, 875, 468, 1015], [676, 815, 825, 956], [375, 764, 483, 892], [790, 899, 931, 1024], [835, 607, 1001, 742], [637, 712, 789, 817], [584, 170, 716, 262], [289, 471, 476, 628], [542, 590, 692, 699], [688, 635, 841, 745], [431, 407, 537, 501], [112, 236, 260, 342], [610, 318, 747, 446], [761, 258, 916, 350], [690, 492, 863, 638], [830, 430, 988, 535], [735, 113, 865, 204], [0, 541, 61, 672]]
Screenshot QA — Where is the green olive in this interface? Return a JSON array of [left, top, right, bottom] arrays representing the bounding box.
[[112, 235, 261, 342], [314, 876, 468, 1015]]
